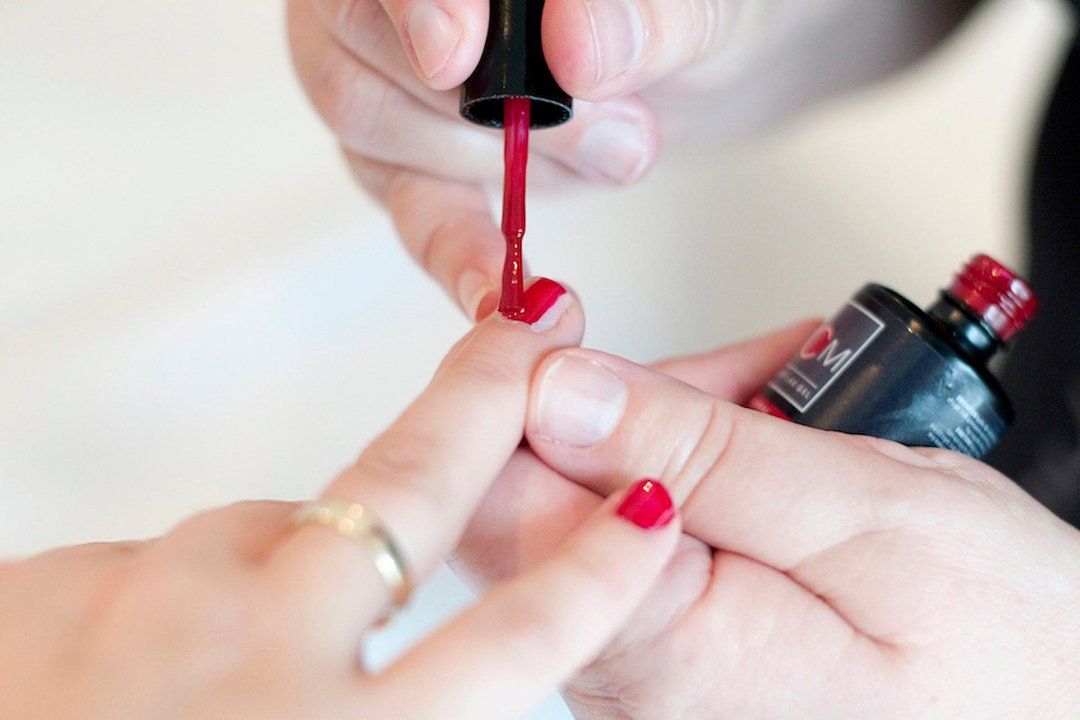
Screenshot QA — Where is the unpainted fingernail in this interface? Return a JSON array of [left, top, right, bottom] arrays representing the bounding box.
[[406, 2, 461, 81], [534, 353, 627, 447], [458, 269, 497, 321], [584, 0, 645, 86], [578, 118, 651, 183]]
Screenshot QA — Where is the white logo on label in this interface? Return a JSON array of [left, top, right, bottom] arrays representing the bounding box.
[[817, 340, 852, 372], [768, 300, 885, 412]]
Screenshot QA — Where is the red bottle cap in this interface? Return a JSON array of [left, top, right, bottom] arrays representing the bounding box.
[[947, 254, 1038, 343]]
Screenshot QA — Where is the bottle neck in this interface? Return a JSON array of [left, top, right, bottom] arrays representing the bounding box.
[[926, 292, 1002, 366]]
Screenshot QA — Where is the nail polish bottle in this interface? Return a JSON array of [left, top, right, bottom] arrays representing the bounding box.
[[748, 255, 1038, 459]]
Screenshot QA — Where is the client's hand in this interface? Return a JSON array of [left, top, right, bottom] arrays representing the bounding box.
[[0, 282, 681, 720], [454, 327, 1080, 719]]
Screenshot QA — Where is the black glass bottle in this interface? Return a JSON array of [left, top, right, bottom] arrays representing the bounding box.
[[749, 255, 1038, 459]]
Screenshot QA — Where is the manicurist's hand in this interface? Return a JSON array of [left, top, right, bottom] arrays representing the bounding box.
[[283, 0, 822, 318], [453, 326, 1080, 719], [287, 0, 978, 318], [0, 282, 682, 720]]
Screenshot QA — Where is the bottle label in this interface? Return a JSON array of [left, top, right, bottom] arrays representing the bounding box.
[[767, 301, 885, 412]]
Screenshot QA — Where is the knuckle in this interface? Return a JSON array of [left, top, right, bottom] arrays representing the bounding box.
[[667, 399, 737, 501], [443, 334, 526, 392], [322, 0, 401, 60], [98, 558, 255, 650], [418, 214, 460, 274], [488, 588, 574, 663], [318, 0, 379, 39], [319, 59, 397, 152], [358, 430, 440, 482], [350, 434, 447, 517]]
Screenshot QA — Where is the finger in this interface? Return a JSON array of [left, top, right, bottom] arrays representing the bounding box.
[[543, 0, 739, 100], [290, 16, 503, 181], [310, 0, 487, 90], [451, 322, 818, 585], [155, 501, 299, 571], [385, 170, 503, 320], [524, 344, 997, 639], [268, 280, 584, 647], [452, 321, 818, 583], [449, 448, 600, 589], [375, 479, 680, 719], [0, 541, 150, 622], [382, 169, 573, 321], [651, 318, 820, 400], [297, 0, 461, 108], [292, 0, 659, 185]]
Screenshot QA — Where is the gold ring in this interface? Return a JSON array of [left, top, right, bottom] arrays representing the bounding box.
[[292, 499, 412, 617]]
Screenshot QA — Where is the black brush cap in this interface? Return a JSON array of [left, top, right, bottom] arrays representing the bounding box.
[[460, 0, 572, 129]]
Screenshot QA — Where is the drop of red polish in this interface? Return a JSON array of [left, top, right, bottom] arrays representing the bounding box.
[[500, 97, 531, 320]]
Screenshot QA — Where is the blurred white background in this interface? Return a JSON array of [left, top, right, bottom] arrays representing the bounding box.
[[0, 0, 1073, 717]]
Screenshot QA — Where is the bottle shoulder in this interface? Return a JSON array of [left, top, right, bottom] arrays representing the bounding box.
[[854, 283, 1013, 415]]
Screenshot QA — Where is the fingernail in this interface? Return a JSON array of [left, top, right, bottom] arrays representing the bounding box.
[[616, 479, 675, 529], [458, 269, 497, 321], [406, 2, 461, 81], [518, 278, 568, 328], [578, 118, 651, 183], [534, 353, 627, 446], [584, 0, 645, 86]]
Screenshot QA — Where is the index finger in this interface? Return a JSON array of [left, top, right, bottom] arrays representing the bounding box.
[[268, 278, 582, 648]]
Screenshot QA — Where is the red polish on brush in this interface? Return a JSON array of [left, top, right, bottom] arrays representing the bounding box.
[[500, 97, 531, 320], [459, 0, 574, 320]]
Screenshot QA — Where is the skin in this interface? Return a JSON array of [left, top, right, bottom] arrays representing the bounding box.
[[287, 1, 1080, 715], [454, 340, 1080, 718], [286, 0, 978, 314], [3, 2, 1068, 716], [0, 289, 688, 720]]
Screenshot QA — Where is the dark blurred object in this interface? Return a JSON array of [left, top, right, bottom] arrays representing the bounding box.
[[989, 28, 1080, 529]]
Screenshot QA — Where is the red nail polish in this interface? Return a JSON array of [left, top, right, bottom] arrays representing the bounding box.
[[515, 278, 566, 325], [616, 479, 675, 530], [498, 97, 530, 320]]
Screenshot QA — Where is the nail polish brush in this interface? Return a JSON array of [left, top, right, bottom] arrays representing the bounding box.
[[459, 0, 572, 319]]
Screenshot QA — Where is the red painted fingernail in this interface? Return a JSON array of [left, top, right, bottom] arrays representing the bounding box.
[[515, 278, 567, 325], [615, 479, 675, 529]]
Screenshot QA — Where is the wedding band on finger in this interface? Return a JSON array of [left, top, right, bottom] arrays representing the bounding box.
[[291, 499, 412, 619]]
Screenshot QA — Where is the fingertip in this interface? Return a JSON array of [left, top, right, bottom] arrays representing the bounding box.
[[542, 0, 601, 98], [402, 0, 487, 89], [487, 277, 583, 337], [443, 277, 584, 380]]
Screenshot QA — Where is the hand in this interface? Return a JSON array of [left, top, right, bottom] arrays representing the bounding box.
[[286, 0, 660, 319], [0, 284, 682, 720], [282, 0, 784, 319], [287, 0, 980, 319], [453, 323, 1080, 718]]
